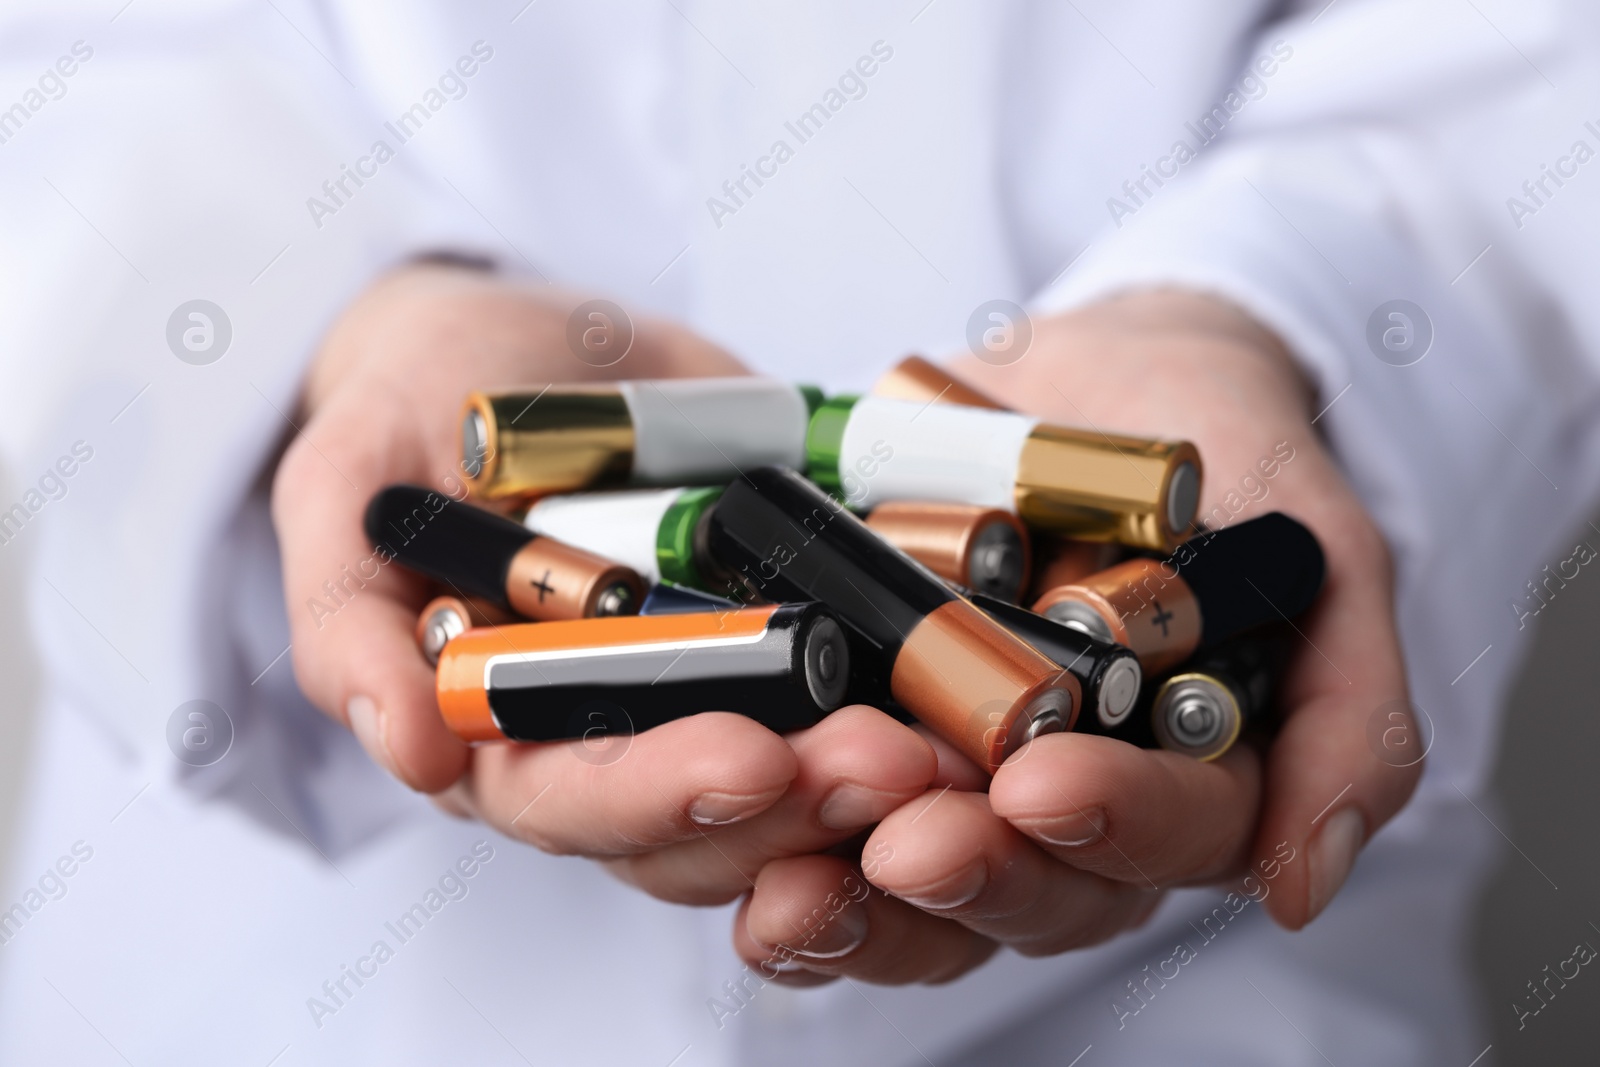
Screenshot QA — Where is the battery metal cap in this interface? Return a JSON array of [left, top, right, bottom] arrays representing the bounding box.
[[415, 596, 519, 666], [1152, 673, 1243, 762]]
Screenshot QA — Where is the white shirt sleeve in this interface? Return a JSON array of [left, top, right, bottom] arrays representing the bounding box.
[[1035, 0, 1600, 796]]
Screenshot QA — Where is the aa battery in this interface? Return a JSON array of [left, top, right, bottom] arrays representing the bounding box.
[[1149, 630, 1291, 761], [414, 595, 515, 666], [707, 466, 1080, 773], [872, 355, 1006, 410], [807, 394, 1202, 552], [1032, 512, 1324, 674], [523, 486, 725, 591], [434, 602, 850, 743], [365, 485, 644, 622], [865, 502, 1031, 602], [461, 379, 822, 500], [965, 592, 1143, 730]]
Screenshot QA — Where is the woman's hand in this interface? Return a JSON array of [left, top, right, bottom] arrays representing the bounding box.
[[731, 289, 1422, 984], [273, 264, 937, 896]]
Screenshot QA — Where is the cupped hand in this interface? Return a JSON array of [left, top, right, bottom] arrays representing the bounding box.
[[732, 289, 1421, 984], [273, 264, 938, 894]]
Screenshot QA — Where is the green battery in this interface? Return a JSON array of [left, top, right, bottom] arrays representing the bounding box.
[[523, 486, 727, 591]]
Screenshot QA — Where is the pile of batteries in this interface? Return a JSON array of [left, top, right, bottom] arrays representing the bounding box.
[[364, 357, 1324, 774]]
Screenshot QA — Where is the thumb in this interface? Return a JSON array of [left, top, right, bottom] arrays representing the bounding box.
[[272, 411, 470, 793], [1253, 521, 1421, 929]]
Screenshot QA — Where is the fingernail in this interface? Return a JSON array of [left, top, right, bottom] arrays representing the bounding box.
[[895, 863, 987, 911], [786, 901, 869, 959], [347, 695, 402, 781], [1026, 806, 1108, 847], [818, 784, 892, 830], [1308, 808, 1366, 920], [688, 790, 781, 826]]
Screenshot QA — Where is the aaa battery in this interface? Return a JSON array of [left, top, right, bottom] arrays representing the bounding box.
[[366, 485, 644, 622]]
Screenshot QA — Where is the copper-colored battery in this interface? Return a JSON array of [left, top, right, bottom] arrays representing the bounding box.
[[1032, 512, 1326, 675], [707, 466, 1080, 774], [503, 536, 643, 620], [414, 595, 515, 666], [872, 355, 1005, 410], [891, 599, 1078, 772], [1028, 536, 1120, 601], [365, 485, 645, 623], [1033, 558, 1202, 675], [865, 502, 1031, 602]]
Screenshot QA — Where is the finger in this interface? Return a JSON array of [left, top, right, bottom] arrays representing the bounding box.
[[908, 723, 991, 792], [1250, 510, 1419, 929], [463, 711, 799, 857], [735, 855, 997, 985], [607, 706, 937, 904], [865, 790, 1164, 956], [988, 733, 1260, 886], [272, 402, 471, 792]]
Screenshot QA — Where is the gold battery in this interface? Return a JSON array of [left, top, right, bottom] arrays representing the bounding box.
[[461, 388, 634, 500], [864, 502, 1031, 602], [871, 357, 1202, 550], [1017, 426, 1201, 550]]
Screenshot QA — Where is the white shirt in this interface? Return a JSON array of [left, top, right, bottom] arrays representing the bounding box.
[[0, 1, 1596, 1063]]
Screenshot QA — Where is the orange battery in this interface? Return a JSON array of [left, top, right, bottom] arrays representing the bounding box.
[[435, 603, 850, 743]]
